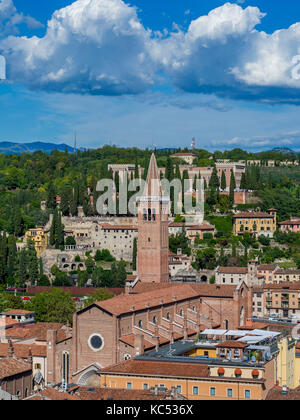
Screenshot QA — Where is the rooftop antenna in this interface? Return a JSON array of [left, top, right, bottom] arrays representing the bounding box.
[[74, 130, 77, 154], [191, 137, 196, 151]]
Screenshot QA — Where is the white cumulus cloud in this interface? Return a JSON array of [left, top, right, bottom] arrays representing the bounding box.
[[0, 0, 43, 36], [0, 0, 156, 95], [2, 1, 300, 102]]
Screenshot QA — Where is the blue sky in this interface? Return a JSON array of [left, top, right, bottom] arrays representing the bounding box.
[[1, 0, 300, 151]]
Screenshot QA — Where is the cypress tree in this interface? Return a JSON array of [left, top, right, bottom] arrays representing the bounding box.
[[55, 211, 64, 249], [27, 240, 39, 286], [132, 238, 137, 271], [60, 185, 72, 216], [7, 235, 17, 280], [46, 183, 57, 210], [240, 172, 247, 190], [221, 171, 227, 191], [18, 250, 27, 287], [229, 172, 236, 205]]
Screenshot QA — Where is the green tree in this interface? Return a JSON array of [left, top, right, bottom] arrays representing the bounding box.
[[221, 171, 227, 191], [132, 238, 137, 271], [30, 289, 76, 324], [83, 289, 114, 307], [46, 183, 57, 210]]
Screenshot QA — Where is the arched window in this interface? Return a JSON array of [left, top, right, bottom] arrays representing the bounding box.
[[143, 209, 147, 221], [62, 351, 70, 384], [153, 316, 157, 324], [148, 208, 152, 222], [166, 312, 170, 320], [138, 320, 142, 329], [152, 209, 156, 221], [179, 309, 184, 317]]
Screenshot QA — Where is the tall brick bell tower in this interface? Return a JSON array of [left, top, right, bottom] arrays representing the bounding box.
[[137, 153, 170, 283]]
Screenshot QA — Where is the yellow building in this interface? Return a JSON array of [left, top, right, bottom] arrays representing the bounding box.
[[232, 209, 277, 238], [25, 227, 48, 256], [100, 358, 275, 400], [294, 343, 300, 388], [276, 336, 296, 389]]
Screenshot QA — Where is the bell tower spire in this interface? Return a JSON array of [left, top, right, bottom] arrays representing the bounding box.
[[137, 154, 169, 284]]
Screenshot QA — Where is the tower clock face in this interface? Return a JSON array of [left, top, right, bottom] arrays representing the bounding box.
[[88, 333, 104, 351]]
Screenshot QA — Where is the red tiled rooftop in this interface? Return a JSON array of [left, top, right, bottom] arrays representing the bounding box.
[[233, 212, 273, 219], [75, 387, 182, 401], [216, 340, 248, 349], [0, 357, 31, 380], [3, 309, 34, 315], [101, 359, 209, 379], [0, 343, 47, 358], [217, 267, 248, 274]]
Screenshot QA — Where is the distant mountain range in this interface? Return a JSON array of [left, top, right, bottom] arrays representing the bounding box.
[[0, 141, 86, 155], [270, 147, 296, 155]]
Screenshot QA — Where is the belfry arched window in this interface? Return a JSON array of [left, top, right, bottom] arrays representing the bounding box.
[[143, 209, 147, 221], [62, 351, 70, 384], [152, 208, 156, 221], [148, 208, 152, 221]]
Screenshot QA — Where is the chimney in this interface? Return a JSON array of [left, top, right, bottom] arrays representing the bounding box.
[[134, 334, 144, 356], [28, 348, 33, 364], [8, 340, 14, 358], [47, 330, 57, 386]]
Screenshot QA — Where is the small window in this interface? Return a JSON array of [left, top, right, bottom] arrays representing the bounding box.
[[245, 390, 251, 399], [127, 382, 132, 390], [177, 385, 182, 393], [210, 387, 216, 397], [193, 386, 199, 395], [227, 389, 233, 398], [143, 383, 149, 390]]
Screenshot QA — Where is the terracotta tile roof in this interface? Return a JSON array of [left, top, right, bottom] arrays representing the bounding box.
[[169, 222, 185, 227], [217, 267, 248, 274], [0, 343, 47, 358], [266, 386, 300, 400], [119, 334, 156, 351], [257, 264, 277, 271], [3, 309, 34, 315], [0, 318, 19, 327], [101, 359, 210, 379], [263, 282, 300, 291], [26, 388, 80, 401], [171, 153, 196, 157], [187, 224, 215, 231], [279, 219, 300, 225], [126, 275, 138, 282], [216, 340, 248, 349], [130, 282, 175, 294], [189, 284, 237, 298], [129, 282, 237, 299], [96, 284, 200, 316], [274, 269, 300, 275], [233, 212, 273, 219], [0, 357, 31, 380], [4, 322, 69, 343], [100, 224, 138, 231], [75, 387, 182, 400]]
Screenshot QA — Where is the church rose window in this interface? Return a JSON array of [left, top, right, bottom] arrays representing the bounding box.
[[88, 334, 104, 351]]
